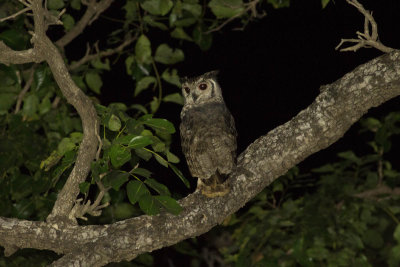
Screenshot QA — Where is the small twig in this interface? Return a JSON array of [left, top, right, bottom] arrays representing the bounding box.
[[205, 0, 264, 34], [354, 185, 400, 200], [335, 0, 394, 53], [95, 120, 102, 161], [0, 7, 32, 22], [55, 0, 114, 48], [51, 96, 61, 109], [69, 33, 138, 71], [70, 180, 110, 221], [377, 148, 383, 185], [14, 66, 35, 114]]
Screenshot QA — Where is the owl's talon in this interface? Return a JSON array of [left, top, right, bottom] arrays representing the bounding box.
[[199, 183, 230, 198]]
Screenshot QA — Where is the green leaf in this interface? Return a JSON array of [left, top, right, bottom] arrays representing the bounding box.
[[135, 148, 153, 161], [126, 119, 145, 135], [135, 76, 157, 96], [321, 0, 330, 8], [337, 151, 361, 165], [208, 0, 244, 19], [57, 138, 76, 155], [154, 153, 168, 167], [125, 55, 135, 75], [152, 140, 166, 152], [154, 44, 184, 65], [22, 94, 39, 117], [166, 150, 180, 163], [117, 135, 154, 149], [182, 2, 202, 17], [363, 229, 384, 249], [132, 168, 152, 178], [0, 93, 16, 112], [113, 203, 136, 220], [193, 26, 213, 51], [0, 29, 29, 50], [394, 224, 400, 242], [139, 194, 160, 215], [108, 114, 121, 131], [143, 118, 176, 133], [267, 0, 290, 8], [85, 71, 102, 94], [110, 144, 131, 168], [163, 93, 184, 105], [79, 182, 90, 194], [171, 27, 193, 41], [62, 14, 75, 31], [141, 0, 173, 16], [11, 174, 33, 201], [150, 97, 159, 113], [39, 97, 51, 115], [361, 117, 381, 132], [91, 58, 111, 70], [173, 18, 197, 27], [124, 0, 138, 20], [155, 195, 182, 215], [161, 68, 181, 87], [127, 180, 150, 205], [130, 104, 148, 114], [71, 0, 81, 10], [145, 178, 171, 196], [135, 34, 152, 64], [143, 15, 169, 30], [170, 163, 190, 188], [47, 0, 65, 9], [103, 171, 129, 191]]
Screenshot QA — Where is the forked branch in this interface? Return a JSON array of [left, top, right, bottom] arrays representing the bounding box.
[[335, 0, 394, 53]]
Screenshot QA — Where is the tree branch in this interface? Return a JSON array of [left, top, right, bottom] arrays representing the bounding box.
[[336, 0, 394, 53], [205, 0, 264, 34], [55, 0, 114, 48], [14, 66, 36, 114], [69, 33, 138, 71], [0, 0, 100, 225], [354, 185, 400, 200], [1, 50, 400, 266]]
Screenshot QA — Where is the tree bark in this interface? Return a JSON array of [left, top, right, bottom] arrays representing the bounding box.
[[0, 50, 399, 266]]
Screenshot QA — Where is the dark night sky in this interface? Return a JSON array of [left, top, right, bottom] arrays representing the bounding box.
[[65, 0, 400, 190]]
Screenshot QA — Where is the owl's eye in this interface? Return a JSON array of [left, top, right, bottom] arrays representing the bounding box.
[[198, 83, 208, 90], [184, 87, 190, 93]]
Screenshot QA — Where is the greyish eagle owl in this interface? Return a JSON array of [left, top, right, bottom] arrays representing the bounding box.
[[180, 71, 237, 197]]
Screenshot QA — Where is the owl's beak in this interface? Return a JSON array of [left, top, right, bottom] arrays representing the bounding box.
[[191, 92, 198, 102]]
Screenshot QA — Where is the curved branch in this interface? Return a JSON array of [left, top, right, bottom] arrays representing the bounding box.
[[55, 0, 114, 48], [22, 0, 100, 224], [1, 51, 400, 266], [0, 42, 42, 65]]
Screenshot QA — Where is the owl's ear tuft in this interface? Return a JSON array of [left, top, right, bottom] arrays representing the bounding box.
[[179, 76, 189, 84], [204, 70, 219, 80]]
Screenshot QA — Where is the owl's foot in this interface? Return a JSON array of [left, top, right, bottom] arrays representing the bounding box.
[[197, 179, 230, 198]]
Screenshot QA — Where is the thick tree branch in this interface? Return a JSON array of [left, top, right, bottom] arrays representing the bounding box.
[[29, 1, 100, 224], [55, 0, 114, 48], [0, 0, 100, 225], [0, 41, 42, 65], [1, 50, 400, 266]]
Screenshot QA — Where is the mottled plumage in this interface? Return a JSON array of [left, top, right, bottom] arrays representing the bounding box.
[[180, 71, 237, 197]]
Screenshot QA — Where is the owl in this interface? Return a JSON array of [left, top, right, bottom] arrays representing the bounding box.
[[180, 70, 237, 197]]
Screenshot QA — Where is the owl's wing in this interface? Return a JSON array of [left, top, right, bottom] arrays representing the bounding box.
[[180, 103, 237, 179]]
